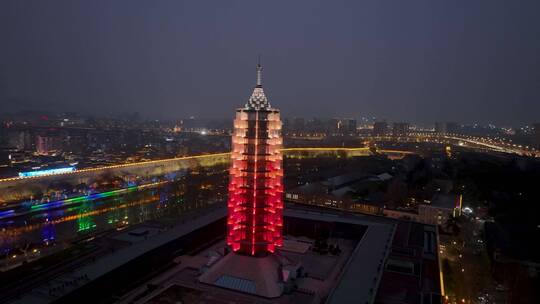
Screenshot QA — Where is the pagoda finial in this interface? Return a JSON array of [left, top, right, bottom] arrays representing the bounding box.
[[245, 57, 270, 109], [256, 55, 262, 87]]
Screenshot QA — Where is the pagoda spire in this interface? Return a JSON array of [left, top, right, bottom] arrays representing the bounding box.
[[256, 55, 262, 87]]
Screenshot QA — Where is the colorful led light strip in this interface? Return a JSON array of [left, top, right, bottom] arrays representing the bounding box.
[[28, 182, 165, 213], [4, 195, 161, 237]]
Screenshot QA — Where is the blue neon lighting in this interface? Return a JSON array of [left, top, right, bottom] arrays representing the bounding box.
[[0, 210, 15, 218], [19, 167, 75, 178]]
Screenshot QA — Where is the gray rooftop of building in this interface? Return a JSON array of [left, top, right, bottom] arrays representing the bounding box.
[[12, 206, 227, 304], [284, 208, 397, 304]]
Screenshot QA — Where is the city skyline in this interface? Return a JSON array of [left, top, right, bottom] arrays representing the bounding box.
[[1, 1, 540, 125]]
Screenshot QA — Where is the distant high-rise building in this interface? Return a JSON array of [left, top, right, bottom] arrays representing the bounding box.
[[0, 147, 14, 167], [392, 122, 409, 137], [446, 122, 459, 134], [282, 118, 290, 132], [435, 122, 458, 134], [327, 118, 341, 135], [534, 123, 540, 149], [373, 121, 388, 136], [434, 122, 446, 134], [7, 129, 34, 151], [0, 124, 7, 147], [345, 119, 357, 134], [227, 63, 283, 256], [306, 118, 325, 133], [292, 117, 305, 133], [36, 133, 61, 155]]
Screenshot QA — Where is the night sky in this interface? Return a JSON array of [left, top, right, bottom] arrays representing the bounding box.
[[1, 1, 539, 125]]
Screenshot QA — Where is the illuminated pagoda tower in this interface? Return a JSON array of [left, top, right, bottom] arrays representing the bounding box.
[[199, 63, 286, 298], [227, 62, 284, 256]]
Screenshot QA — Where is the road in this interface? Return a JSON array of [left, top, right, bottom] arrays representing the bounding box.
[[440, 213, 506, 304]]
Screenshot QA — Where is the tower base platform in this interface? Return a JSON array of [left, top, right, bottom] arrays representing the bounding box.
[[198, 252, 284, 298]]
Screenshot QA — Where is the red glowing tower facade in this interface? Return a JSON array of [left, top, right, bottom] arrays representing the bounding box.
[[226, 63, 283, 256]]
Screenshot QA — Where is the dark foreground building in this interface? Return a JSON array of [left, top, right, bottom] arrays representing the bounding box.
[[112, 206, 443, 304]]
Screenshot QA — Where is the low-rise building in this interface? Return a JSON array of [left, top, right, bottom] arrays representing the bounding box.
[[285, 172, 393, 215], [418, 193, 461, 225]]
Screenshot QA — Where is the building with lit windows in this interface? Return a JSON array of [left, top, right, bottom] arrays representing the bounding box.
[[36, 133, 61, 155], [418, 193, 461, 225], [345, 119, 357, 135], [392, 122, 410, 137], [434, 122, 446, 134], [373, 121, 389, 136]]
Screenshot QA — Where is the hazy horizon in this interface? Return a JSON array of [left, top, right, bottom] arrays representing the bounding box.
[[1, 1, 539, 125]]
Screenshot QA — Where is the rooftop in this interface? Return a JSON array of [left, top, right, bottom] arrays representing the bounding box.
[[429, 193, 459, 210], [375, 222, 442, 304]]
